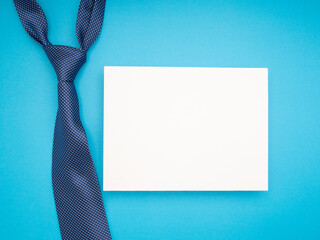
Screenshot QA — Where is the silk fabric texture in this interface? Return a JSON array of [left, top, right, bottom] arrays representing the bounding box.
[[13, 0, 112, 239]]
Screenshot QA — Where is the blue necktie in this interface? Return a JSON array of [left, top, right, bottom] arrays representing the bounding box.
[[13, 1, 112, 239]]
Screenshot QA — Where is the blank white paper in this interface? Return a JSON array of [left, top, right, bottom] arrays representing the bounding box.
[[104, 66, 268, 191]]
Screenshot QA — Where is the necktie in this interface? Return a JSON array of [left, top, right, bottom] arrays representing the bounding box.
[[13, 1, 112, 239]]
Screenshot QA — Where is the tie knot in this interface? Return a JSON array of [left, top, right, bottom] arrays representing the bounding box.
[[43, 45, 87, 82]]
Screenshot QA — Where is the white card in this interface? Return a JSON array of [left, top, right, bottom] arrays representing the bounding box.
[[104, 66, 268, 191]]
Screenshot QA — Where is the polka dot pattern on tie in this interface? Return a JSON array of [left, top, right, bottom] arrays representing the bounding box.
[[13, 0, 112, 239]]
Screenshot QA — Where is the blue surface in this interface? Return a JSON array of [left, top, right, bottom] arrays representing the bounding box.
[[1, 0, 320, 239]]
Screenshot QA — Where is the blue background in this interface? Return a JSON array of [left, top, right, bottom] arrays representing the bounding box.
[[1, 0, 320, 239]]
